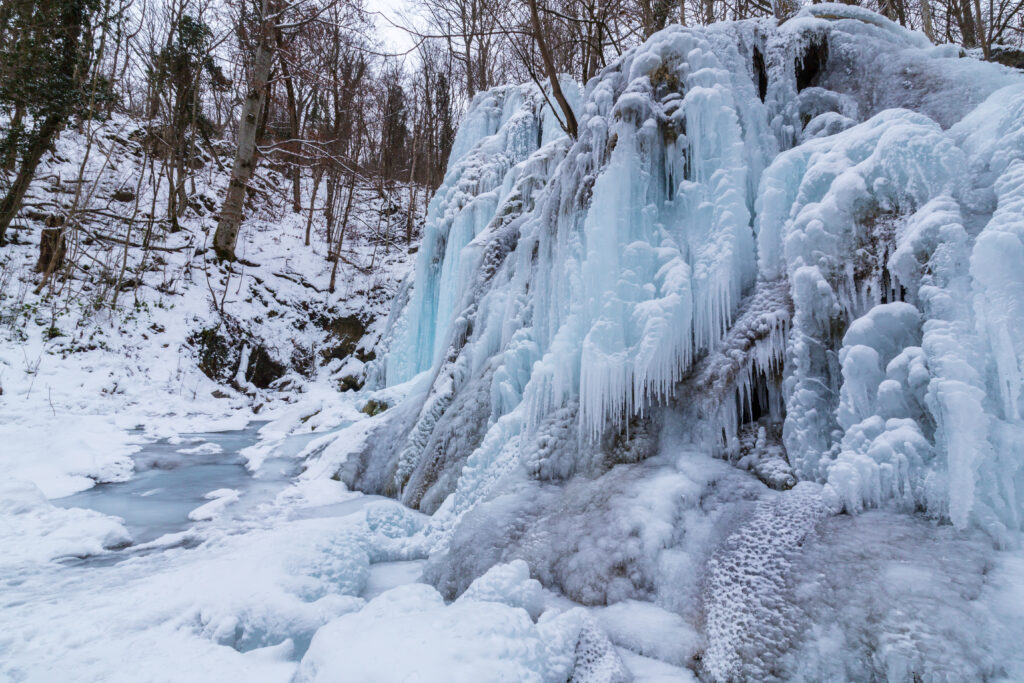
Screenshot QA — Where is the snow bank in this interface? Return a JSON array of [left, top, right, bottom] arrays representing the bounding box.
[[296, 583, 581, 682], [0, 414, 137, 498], [0, 479, 131, 567]]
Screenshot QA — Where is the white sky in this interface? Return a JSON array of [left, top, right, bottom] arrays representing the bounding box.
[[366, 0, 422, 59]]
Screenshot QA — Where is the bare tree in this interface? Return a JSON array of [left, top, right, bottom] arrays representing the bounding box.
[[212, 0, 276, 260]]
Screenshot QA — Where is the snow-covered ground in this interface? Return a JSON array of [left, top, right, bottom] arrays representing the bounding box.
[[0, 416, 694, 682]]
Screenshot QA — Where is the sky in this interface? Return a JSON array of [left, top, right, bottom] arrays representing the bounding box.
[[366, 0, 422, 59]]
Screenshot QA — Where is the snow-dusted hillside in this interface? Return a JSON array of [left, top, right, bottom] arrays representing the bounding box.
[[0, 115, 417, 497]]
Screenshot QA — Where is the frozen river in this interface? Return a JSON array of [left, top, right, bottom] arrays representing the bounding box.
[[53, 423, 296, 546], [1, 420, 433, 681]]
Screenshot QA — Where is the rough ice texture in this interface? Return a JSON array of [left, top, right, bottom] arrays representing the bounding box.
[[700, 483, 827, 681], [425, 460, 700, 605], [424, 453, 764, 610], [780, 511, 1010, 681], [569, 617, 632, 683]]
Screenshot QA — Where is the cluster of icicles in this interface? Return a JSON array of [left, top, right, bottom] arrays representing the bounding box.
[[374, 3, 1024, 543]]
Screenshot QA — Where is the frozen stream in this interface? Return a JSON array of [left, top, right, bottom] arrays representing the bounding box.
[[1, 417, 435, 681], [49, 422, 426, 594], [53, 423, 300, 546]]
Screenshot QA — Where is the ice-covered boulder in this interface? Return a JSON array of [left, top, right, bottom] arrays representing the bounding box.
[[295, 583, 585, 682]]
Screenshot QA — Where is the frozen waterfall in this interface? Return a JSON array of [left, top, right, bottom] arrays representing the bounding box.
[[360, 3, 1024, 545]]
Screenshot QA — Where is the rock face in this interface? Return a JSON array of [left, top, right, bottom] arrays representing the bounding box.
[[316, 314, 368, 363], [991, 46, 1024, 70], [188, 324, 286, 389]]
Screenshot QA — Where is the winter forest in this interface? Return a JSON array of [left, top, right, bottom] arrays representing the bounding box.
[[3, 0, 1024, 678]]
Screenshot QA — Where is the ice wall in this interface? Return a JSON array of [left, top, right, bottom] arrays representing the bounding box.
[[365, 4, 1024, 543]]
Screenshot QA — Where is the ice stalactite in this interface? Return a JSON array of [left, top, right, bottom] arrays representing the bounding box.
[[669, 278, 791, 462], [755, 104, 969, 500], [773, 81, 1024, 539], [384, 83, 579, 387]]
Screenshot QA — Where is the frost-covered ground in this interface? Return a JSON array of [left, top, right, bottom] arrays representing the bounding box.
[[6, 5, 1024, 682]]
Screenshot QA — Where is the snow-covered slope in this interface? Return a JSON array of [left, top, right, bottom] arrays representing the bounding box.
[[0, 115, 417, 498]]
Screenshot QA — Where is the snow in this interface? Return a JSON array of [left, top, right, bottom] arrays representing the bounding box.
[[0, 479, 131, 568], [179, 441, 225, 455], [458, 559, 545, 619], [0, 414, 139, 498], [1, 514, 372, 681], [188, 488, 241, 521], [296, 583, 575, 683], [592, 600, 700, 667]]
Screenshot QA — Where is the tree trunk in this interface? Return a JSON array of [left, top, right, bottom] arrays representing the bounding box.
[[277, 37, 302, 214], [0, 113, 64, 244], [2, 103, 24, 171], [406, 129, 419, 245], [213, 0, 273, 261], [973, 0, 988, 58], [586, 17, 603, 81], [0, 0, 87, 245], [305, 164, 322, 246], [324, 167, 338, 245], [919, 0, 936, 42], [328, 173, 356, 293], [959, 0, 978, 47], [527, 0, 579, 139], [36, 225, 66, 274]]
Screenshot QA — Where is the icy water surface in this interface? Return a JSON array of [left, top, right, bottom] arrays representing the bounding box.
[[54, 423, 330, 546]]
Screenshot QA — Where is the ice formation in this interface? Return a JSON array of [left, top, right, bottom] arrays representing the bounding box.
[[360, 3, 1024, 550]]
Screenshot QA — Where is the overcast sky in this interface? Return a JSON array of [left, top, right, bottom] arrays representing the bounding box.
[[367, 0, 421, 59]]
